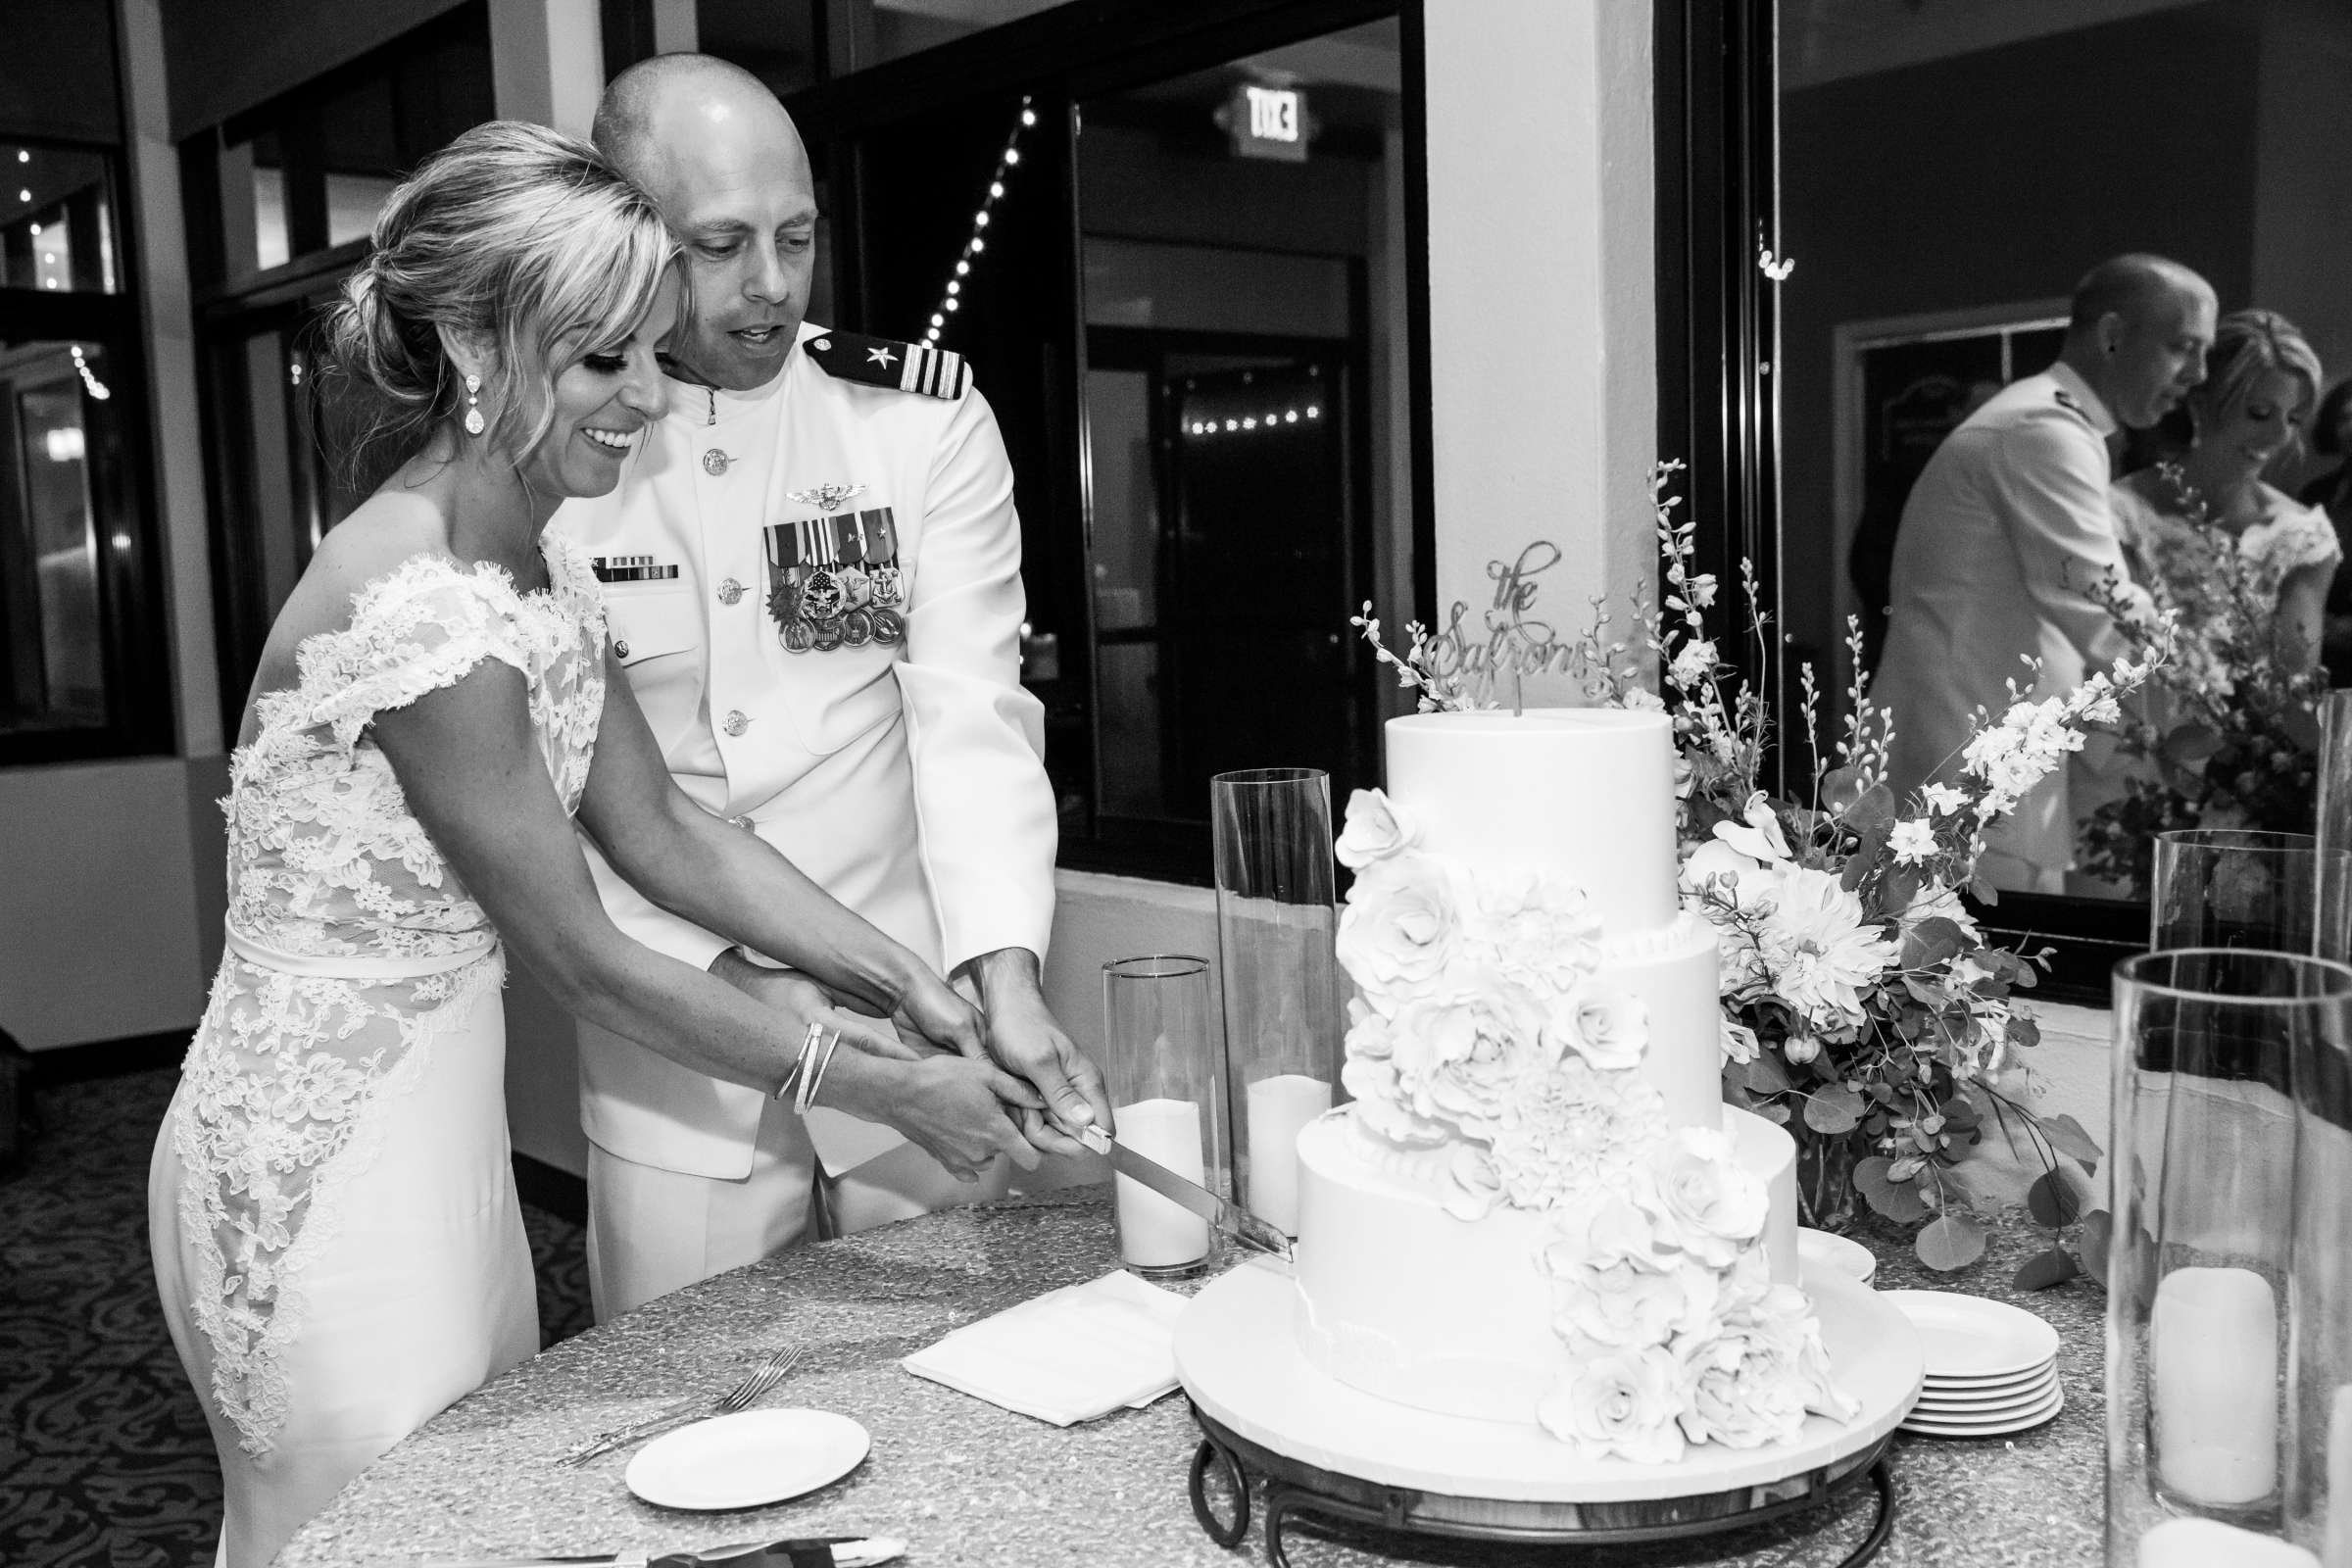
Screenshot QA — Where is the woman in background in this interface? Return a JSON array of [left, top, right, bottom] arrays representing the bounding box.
[[2295, 376, 2352, 676]]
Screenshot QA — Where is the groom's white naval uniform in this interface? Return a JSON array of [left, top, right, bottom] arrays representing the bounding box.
[[553, 322, 1055, 1319], [1873, 361, 2147, 892]]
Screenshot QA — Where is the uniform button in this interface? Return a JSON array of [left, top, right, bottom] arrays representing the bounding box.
[[717, 577, 745, 606], [703, 449, 734, 476], [723, 710, 750, 737], [613, 639, 630, 660], [813, 338, 831, 352]]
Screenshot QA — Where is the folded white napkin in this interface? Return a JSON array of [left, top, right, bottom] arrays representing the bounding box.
[[901, 1269, 1189, 1425]]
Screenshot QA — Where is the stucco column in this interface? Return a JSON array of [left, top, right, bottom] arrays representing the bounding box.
[[1419, 0, 1655, 696]]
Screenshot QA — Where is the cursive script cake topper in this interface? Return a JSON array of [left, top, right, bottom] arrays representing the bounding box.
[[1352, 542, 1589, 713]]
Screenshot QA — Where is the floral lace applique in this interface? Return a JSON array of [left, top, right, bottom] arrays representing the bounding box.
[[173, 537, 606, 1454]]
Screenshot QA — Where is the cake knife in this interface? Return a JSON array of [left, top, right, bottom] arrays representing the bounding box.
[[1077, 1123, 1295, 1263]]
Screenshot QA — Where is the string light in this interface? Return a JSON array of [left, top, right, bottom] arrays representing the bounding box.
[[1184, 404, 1321, 438], [69, 343, 109, 401], [924, 95, 1035, 349]]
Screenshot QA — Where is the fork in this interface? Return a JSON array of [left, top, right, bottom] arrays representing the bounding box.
[[555, 1345, 806, 1467]]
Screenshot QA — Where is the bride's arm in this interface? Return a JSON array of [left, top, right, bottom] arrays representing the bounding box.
[[569, 652, 983, 1049], [2276, 561, 2332, 674], [370, 660, 1042, 1177]]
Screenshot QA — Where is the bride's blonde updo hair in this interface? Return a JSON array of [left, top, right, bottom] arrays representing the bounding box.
[[322, 120, 675, 487]]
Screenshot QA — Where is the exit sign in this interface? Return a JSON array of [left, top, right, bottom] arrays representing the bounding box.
[[1230, 83, 1307, 163]]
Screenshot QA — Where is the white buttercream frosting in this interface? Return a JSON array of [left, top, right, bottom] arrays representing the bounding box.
[[1300, 709, 1853, 1460]]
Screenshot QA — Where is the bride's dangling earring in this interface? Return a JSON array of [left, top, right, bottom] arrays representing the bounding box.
[[463, 373, 485, 437]]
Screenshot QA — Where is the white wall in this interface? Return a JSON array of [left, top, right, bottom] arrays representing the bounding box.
[[1420, 0, 1655, 701], [0, 759, 222, 1051]]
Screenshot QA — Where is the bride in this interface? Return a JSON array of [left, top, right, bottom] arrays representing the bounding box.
[[148, 122, 1049, 1568], [2072, 308, 2337, 889]]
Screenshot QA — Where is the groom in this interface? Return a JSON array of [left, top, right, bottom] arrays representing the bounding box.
[[555, 53, 1110, 1321], [1872, 252, 2214, 893]]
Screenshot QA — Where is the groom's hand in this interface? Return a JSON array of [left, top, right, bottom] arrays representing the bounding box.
[[961, 948, 1114, 1156]]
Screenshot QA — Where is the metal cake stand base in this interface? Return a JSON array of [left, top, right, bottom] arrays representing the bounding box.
[[1172, 1261, 1921, 1565]]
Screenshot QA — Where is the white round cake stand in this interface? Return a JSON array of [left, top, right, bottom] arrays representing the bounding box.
[[1173, 1258, 1923, 1565]]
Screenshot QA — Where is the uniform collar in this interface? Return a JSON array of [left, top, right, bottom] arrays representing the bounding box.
[[2045, 361, 2119, 438], [662, 352, 793, 426]]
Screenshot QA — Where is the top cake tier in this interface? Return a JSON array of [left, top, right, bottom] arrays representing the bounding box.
[[1386, 708, 1679, 929]]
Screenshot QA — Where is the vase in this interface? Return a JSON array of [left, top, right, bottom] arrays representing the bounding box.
[[1209, 767, 1344, 1238], [2106, 949, 2352, 1564], [1793, 1125, 1865, 1233], [1100, 955, 1227, 1280]]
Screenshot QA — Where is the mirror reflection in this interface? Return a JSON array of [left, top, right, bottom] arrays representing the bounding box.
[[1778, 0, 2352, 903]]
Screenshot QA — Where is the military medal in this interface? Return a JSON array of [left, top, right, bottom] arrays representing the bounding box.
[[761, 506, 902, 656], [784, 481, 868, 513]]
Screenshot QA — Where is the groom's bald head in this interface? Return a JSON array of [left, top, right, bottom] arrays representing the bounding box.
[[593, 54, 817, 391]]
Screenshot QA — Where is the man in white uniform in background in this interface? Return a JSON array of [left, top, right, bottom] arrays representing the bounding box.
[[1873, 253, 2214, 893], [555, 54, 1111, 1321]]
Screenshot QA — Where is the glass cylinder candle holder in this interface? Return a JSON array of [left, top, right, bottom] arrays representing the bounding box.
[[2108, 950, 2352, 1566], [2287, 959, 2352, 1566], [1101, 955, 1226, 1279], [2315, 692, 2352, 871], [1211, 767, 1345, 1237], [2150, 830, 2352, 960]]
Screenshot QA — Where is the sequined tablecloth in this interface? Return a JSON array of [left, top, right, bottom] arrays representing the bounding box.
[[276, 1188, 2102, 1568]]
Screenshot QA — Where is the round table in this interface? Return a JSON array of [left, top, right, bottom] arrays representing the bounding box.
[[276, 1189, 2106, 1568]]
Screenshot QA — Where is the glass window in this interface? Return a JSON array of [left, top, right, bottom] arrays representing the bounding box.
[[696, 0, 823, 95], [0, 340, 114, 735], [0, 144, 120, 294], [1070, 18, 1412, 847]]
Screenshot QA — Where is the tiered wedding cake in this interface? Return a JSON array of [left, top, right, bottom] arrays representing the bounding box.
[[1294, 709, 1852, 1462]]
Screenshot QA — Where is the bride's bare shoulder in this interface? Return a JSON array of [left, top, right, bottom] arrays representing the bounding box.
[[267, 491, 458, 650]]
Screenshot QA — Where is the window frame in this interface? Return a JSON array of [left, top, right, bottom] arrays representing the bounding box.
[[778, 0, 1433, 886], [0, 130, 174, 766]]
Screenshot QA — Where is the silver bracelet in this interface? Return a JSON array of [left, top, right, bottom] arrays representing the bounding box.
[[773, 1019, 824, 1102], [796, 1023, 844, 1115]]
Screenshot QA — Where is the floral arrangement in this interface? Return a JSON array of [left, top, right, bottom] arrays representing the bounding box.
[[1333, 791, 1856, 1460], [1356, 464, 2169, 1278], [2077, 462, 2324, 897]]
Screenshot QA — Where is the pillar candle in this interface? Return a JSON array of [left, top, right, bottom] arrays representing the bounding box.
[[2135, 1517, 2318, 1568], [1246, 1073, 1333, 1235], [2152, 1265, 2280, 1507], [1112, 1097, 1208, 1270]]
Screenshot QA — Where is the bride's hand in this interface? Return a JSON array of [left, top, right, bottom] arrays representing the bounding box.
[[819, 1050, 1045, 1180]]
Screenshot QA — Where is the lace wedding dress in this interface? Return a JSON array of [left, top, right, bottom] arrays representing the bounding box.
[[148, 538, 605, 1568]]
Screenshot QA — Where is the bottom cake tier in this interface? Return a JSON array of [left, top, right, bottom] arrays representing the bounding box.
[[1292, 1103, 1799, 1426]]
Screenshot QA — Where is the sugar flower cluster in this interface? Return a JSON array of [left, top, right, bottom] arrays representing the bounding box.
[[1334, 787, 1857, 1461]]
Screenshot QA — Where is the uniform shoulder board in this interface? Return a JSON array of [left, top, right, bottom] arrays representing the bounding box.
[[803, 329, 970, 400]]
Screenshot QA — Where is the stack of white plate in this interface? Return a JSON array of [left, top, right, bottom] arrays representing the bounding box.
[[1882, 1290, 2063, 1438]]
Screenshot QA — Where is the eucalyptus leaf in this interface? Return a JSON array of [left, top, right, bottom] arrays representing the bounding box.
[[1915, 1212, 1988, 1271], [1803, 1086, 1866, 1136], [2079, 1209, 2113, 1288], [2039, 1112, 2101, 1171], [1741, 1054, 1794, 1095], [1899, 916, 1969, 971], [2014, 1247, 2080, 1292], [2027, 1168, 2091, 1228]]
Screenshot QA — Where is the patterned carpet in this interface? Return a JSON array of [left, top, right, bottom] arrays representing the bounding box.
[[0, 1065, 592, 1568]]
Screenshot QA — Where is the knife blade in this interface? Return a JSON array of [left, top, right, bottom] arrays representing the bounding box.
[[420, 1537, 906, 1568], [1078, 1123, 1294, 1262]]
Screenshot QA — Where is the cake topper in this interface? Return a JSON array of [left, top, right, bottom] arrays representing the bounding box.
[[1351, 541, 1585, 714]]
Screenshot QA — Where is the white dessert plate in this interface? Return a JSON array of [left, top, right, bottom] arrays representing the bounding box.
[[1919, 1382, 2050, 1419], [1900, 1381, 2063, 1437], [1797, 1229, 1877, 1286], [1881, 1292, 2061, 1381], [624, 1407, 869, 1511]]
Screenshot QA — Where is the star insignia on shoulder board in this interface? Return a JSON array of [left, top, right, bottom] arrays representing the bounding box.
[[867, 346, 897, 368]]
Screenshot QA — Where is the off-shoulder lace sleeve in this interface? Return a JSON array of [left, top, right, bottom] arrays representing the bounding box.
[[2279, 502, 2344, 574], [296, 557, 536, 756]]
